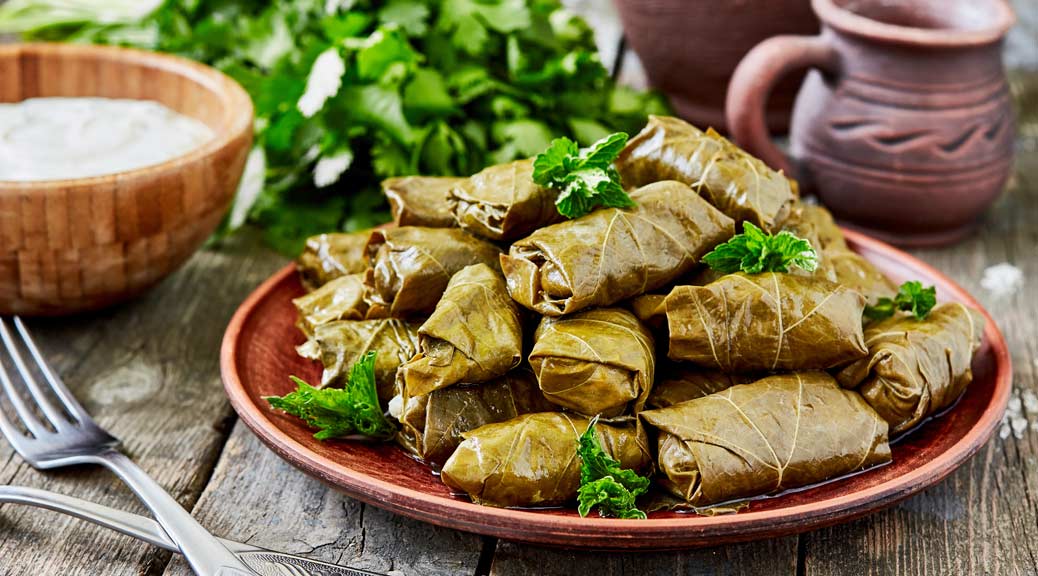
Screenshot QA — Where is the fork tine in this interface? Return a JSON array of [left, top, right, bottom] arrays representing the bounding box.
[[0, 318, 71, 428], [0, 325, 48, 438], [11, 317, 90, 424]]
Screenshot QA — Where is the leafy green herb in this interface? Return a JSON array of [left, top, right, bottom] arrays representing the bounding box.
[[864, 281, 937, 321], [265, 351, 395, 441], [702, 221, 819, 275], [533, 132, 633, 219], [0, 0, 669, 254], [576, 416, 650, 519]]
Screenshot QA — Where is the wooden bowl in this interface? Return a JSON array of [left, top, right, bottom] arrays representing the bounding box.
[[220, 229, 1012, 550], [0, 43, 253, 315]]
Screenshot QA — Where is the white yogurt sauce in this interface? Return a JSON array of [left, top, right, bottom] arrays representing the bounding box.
[[0, 97, 214, 181]]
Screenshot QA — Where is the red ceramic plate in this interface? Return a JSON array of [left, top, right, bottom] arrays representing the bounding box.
[[220, 229, 1011, 550]]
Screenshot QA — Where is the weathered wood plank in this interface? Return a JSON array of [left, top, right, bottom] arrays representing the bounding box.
[[799, 111, 1038, 575], [490, 537, 798, 576], [0, 230, 285, 575], [161, 422, 484, 576]]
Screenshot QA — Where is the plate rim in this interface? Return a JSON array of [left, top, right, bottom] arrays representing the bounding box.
[[220, 228, 1012, 549]]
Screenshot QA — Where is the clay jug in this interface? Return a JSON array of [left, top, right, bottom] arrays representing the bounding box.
[[726, 0, 1017, 246]]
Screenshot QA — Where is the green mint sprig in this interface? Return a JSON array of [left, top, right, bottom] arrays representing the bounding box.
[[864, 280, 937, 321], [533, 132, 634, 219], [702, 221, 819, 275]]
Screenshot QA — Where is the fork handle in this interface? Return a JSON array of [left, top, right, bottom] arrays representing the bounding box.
[[95, 450, 257, 576]]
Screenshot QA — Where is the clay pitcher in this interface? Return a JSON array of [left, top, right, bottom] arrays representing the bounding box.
[[726, 0, 1017, 247]]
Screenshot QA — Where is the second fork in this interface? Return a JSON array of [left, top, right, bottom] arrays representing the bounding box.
[[0, 317, 259, 576]]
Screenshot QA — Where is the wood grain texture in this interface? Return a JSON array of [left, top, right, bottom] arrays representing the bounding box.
[[798, 118, 1038, 576], [0, 43, 253, 316], [0, 230, 284, 575], [162, 422, 484, 576], [490, 537, 798, 576]]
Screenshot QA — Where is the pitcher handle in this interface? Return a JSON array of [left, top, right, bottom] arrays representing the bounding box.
[[725, 34, 838, 175]]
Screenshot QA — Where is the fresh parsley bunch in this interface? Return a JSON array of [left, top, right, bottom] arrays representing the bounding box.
[[702, 221, 819, 275], [0, 0, 669, 253], [265, 351, 395, 440], [576, 416, 650, 519]]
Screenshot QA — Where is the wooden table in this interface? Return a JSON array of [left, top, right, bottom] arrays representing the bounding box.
[[2, 6, 1038, 576]]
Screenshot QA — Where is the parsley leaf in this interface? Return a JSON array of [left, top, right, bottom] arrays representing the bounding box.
[[265, 351, 395, 441], [864, 280, 937, 321], [702, 221, 819, 275], [378, 0, 429, 37], [533, 132, 634, 219], [576, 416, 650, 519], [437, 0, 531, 55], [491, 119, 554, 164], [578, 478, 646, 520]]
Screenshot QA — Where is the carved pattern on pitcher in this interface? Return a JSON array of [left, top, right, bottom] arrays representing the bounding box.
[[827, 111, 1010, 158]]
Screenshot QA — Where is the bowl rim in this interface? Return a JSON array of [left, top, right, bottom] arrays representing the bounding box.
[[0, 42, 254, 189], [220, 227, 1013, 549]]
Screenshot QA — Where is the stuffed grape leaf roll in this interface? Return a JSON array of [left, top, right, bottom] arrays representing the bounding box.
[[447, 158, 564, 241], [776, 206, 838, 283], [645, 363, 754, 409], [666, 273, 868, 372], [616, 115, 796, 232], [441, 412, 652, 508], [629, 293, 668, 331], [836, 302, 985, 434], [382, 176, 461, 228], [529, 308, 655, 418], [788, 204, 897, 306], [394, 369, 555, 468], [790, 203, 847, 253], [364, 227, 502, 318], [293, 273, 368, 334], [829, 251, 900, 308], [501, 180, 734, 316], [641, 372, 891, 506], [297, 232, 371, 291], [296, 319, 421, 403], [399, 264, 523, 397]]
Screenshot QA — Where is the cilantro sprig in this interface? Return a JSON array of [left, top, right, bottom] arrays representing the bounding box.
[[533, 133, 634, 219], [576, 416, 650, 519], [864, 281, 937, 321], [702, 221, 819, 275], [265, 351, 395, 441]]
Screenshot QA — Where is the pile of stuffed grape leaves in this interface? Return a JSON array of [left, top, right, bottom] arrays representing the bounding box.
[[269, 116, 987, 519]]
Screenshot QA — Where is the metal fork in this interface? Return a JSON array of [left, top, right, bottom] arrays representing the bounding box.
[[0, 317, 257, 576], [0, 485, 387, 575]]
